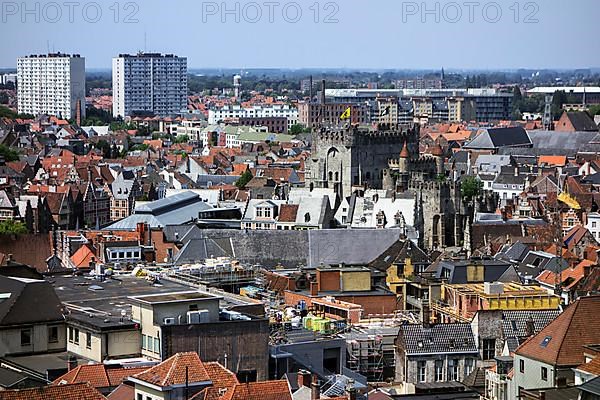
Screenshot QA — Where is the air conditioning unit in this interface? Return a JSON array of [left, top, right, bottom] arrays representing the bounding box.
[[187, 311, 200, 324], [163, 317, 176, 325], [198, 310, 210, 323]]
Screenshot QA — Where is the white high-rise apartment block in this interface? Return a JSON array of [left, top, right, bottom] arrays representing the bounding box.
[[112, 53, 187, 118], [17, 53, 85, 119]]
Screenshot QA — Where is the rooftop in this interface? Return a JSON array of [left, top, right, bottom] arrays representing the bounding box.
[[129, 291, 220, 305]]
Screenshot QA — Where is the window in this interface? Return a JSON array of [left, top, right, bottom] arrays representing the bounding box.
[[519, 359, 525, 373], [21, 329, 31, 346], [142, 334, 147, 350], [541, 366, 548, 381], [447, 359, 458, 381], [74, 328, 79, 345], [86, 332, 92, 349], [154, 337, 160, 354], [417, 361, 426, 382], [137, 394, 143, 400], [68, 327, 73, 343], [147, 336, 153, 352], [593, 222, 597, 228], [465, 359, 474, 377], [435, 360, 444, 381], [48, 326, 59, 343], [482, 339, 496, 360]]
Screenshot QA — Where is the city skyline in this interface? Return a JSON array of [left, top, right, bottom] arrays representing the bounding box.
[[1, 0, 599, 70]]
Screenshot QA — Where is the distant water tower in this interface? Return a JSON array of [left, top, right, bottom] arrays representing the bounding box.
[[233, 74, 242, 98]]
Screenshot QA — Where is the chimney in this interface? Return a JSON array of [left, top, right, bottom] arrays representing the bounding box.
[[297, 370, 311, 388], [309, 76, 313, 103], [346, 379, 357, 400], [67, 355, 78, 371], [311, 374, 320, 400], [421, 304, 431, 329], [310, 281, 318, 297], [525, 315, 535, 337], [321, 79, 326, 105]]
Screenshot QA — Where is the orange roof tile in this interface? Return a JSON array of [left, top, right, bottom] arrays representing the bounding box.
[[133, 352, 210, 387], [53, 364, 148, 388], [539, 155, 567, 167], [516, 296, 600, 367], [1, 382, 106, 400], [70, 245, 97, 269], [221, 380, 292, 400], [576, 355, 600, 375]]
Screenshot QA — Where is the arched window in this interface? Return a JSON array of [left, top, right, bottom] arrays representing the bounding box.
[[304, 213, 311, 223], [334, 172, 339, 182], [328, 171, 333, 181]]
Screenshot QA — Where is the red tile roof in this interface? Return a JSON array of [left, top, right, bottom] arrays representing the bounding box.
[[106, 383, 134, 400], [576, 355, 600, 375], [70, 245, 97, 269], [221, 380, 292, 400], [516, 296, 600, 366], [53, 364, 148, 388], [133, 352, 210, 387], [278, 204, 299, 223], [0, 382, 106, 400]]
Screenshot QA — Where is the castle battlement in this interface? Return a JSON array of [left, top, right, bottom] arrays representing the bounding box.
[[408, 179, 458, 192], [314, 124, 418, 146]]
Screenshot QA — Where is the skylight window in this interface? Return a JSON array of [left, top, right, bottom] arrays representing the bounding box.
[[540, 336, 552, 347]]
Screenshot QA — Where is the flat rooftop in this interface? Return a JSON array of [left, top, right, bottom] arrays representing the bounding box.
[[130, 291, 220, 304]]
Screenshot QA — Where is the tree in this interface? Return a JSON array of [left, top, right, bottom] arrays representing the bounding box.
[[148, 183, 158, 201], [290, 124, 305, 135], [235, 170, 253, 189], [24, 200, 34, 233], [461, 176, 483, 200], [0, 144, 20, 162], [0, 220, 28, 235], [588, 105, 600, 116], [174, 134, 189, 144]]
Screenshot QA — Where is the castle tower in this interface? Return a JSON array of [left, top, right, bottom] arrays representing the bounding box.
[[429, 143, 445, 175]]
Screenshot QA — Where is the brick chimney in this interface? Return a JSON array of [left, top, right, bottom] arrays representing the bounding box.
[[297, 370, 311, 388], [311, 374, 320, 400], [310, 281, 318, 297]]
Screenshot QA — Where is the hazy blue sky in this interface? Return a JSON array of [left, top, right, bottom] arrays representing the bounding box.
[[1, 0, 599, 69]]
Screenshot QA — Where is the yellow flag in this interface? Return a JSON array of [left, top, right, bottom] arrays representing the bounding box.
[[339, 107, 351, 120]]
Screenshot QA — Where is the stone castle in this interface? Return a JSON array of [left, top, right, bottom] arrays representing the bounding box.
[[306, 123, 497, 250]]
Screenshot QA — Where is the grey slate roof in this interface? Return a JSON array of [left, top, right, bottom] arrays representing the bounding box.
[[0, 276, 64, 326], [579, 376, 600, 396], [501, 310, 560, 338], [464, 127, 531, 150], [500, 131, 600, 157], [104, 192, 212, 230], [398, 323, 478, 355], [435, 259, 518, 284], [495, 242, 530, 263], [172, 238, 233, 265]]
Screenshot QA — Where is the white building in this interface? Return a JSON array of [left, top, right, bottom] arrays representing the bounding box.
[[17, 53, 85, 119], [112, 53, 187, 118], [586, 212, 600, 241], [208, 104, 299, 128], [1, 73, 17, 86]]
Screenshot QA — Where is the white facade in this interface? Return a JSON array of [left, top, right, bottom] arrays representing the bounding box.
[[17, 54, 85, 119], [112, 53, 187, 118], [1, 73, 17, 85], [208, 104, 299, 128], [586, 213, 600, 241]]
